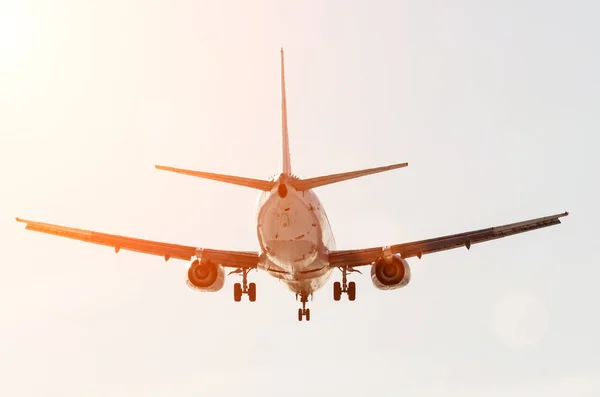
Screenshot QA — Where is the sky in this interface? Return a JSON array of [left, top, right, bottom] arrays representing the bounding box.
[[1, 0, 599, 395]]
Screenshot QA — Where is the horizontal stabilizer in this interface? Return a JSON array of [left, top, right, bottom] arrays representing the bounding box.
[[290, 162, 408, 191], [155, 165, 276, 191]]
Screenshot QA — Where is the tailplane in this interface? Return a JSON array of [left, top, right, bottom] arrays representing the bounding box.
[[155, 162, 407, 192], [290, 162, 408, 191], [155, 165, 275, 191]]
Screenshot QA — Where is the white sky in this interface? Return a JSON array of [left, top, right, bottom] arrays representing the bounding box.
[[1, 0, 598, 396]]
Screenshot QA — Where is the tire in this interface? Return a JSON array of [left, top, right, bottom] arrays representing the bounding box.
[[248, 282, 256, 302], [234, 283, 242, 302], [333, 282, 341, 301], [305, 308, 311, 321], [298, 308, 303, 321], [348, 281, 356, 301]]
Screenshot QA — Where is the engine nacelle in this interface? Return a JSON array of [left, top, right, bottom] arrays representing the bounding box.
[[186, 259, 226, 292], [370, 254, 411, 290]]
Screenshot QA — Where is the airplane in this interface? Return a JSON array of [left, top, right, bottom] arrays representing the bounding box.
[[16, 48, 569, 322]]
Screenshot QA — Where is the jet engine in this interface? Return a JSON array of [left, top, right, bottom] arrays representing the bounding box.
[[370, 254, 411, 290], [186, 259, 226, 292]]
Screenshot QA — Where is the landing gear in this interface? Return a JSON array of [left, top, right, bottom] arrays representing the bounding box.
[[334, 266, 359, 301], [297, 292, 311, 321], [230, 267, 256, 302]]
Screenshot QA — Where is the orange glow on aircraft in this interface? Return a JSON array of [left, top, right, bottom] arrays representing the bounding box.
[[16, 49, 568, 321]]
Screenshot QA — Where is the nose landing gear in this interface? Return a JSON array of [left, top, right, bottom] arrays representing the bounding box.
[[296, 292, 311, 321]]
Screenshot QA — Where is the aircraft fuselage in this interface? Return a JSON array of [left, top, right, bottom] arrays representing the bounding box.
[[256, 174, 335, 294]]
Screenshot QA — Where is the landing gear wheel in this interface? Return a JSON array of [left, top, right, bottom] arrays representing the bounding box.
[[333, 282, 342, 301], [248, 282, 256, 302], [305, 308, 311, 321], [298, 308, 303, 322], [347, 281, 356, 301], [233, 283, 242, 302]]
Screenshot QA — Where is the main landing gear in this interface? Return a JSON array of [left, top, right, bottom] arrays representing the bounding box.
[[229, 267, 256, 302], [333, 266, 360, 301], [296, 292, 311, 322]]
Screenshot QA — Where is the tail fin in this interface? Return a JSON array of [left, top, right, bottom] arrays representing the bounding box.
[[280, 48, 292, 175], [290, 162, 408, 191]]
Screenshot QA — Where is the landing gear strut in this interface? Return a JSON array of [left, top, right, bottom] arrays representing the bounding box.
[[333, 266, 359, 301], [296, 292, 311, 321], [230, 267, 256, 302]]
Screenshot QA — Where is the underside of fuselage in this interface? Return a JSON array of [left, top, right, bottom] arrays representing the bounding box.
[[256, 176, 336, 295]]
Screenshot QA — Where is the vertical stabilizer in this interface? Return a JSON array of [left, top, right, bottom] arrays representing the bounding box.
[[280, 48, 292, 175]]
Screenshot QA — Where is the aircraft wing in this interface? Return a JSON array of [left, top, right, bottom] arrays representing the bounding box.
[[328, 211, 569, 267], [15, 218, 259, 268]]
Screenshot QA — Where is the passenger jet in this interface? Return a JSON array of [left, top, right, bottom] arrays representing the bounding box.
[[16, 49, 568, 321]]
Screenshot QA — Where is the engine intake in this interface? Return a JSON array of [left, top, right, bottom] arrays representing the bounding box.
[[187, 259, 226, 292], [370, 254, 411, 290]]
